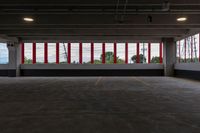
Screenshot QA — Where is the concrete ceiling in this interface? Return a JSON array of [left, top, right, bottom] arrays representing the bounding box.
[[0, 0, 200, 42]]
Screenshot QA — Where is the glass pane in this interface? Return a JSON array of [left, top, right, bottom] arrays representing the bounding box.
[[94, 43, 102, 64], [71, 43, 79, 64], [180, 39, 185, 63], [151, 43, 160, 64], [48, 43, 56, 64], [36, 43, 44, 64], [105, 43, 114, 64], [128, 43, 136, 64], [192, 34, 199, 63], [139, 43, 148, 64], [0, 43, 9, 64], [82, 43, 91, 64], [59, 43, 68, 64], [24, 43, 32, 64], [117, 43, 125, 64]]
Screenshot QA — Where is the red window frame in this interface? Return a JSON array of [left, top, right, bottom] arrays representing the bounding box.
[[199, 33, 200, 62], [102, 42, 106, 64], [21, 42, 24, 64], [184, 39, 187, 63], [32, 42, 36, 64], [191, 36, 193, 62], [68, 42, 71, 64], [178, 41, 181, 63], [79, 42, 82, 64], [159, 42, 163, 64], [148, 42, 151, 64], [125, 42, 128, 64], [91, 42, 94, 64], [114, 42, 117, 64], [44, 42, 48, 64], [136, 42, 140, 63], [56, 42, 59, 64]]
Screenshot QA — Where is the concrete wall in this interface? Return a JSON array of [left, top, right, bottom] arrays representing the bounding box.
[[175, 63, 200, 80], [0, 64, 8, 69], [0, 64, 9, 76], [21, 64, 163, 70], [20, 64, 164, 76], [19, 64, 164, 76], [2, 63, 200, 78]]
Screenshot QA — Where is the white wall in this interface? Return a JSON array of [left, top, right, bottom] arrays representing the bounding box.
[[0, 64, 9, 69], [175, 63, 200, 71]]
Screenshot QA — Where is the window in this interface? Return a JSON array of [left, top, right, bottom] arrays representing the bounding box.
[[94, 43, 102, 64], [105, 43, 114, 64], [21, 42, 163, 64], [117, 43, 125, 64], [151, 43, 160, 64], [48, 43, 56, 64], [82, 43, 91, 64], [36, 43, 44, 64], [0, 43, 8, 64], [139, 43, 148, 64], [24, 43, 32, 64], [71, 43, 79, 64], [59, 43, 68, 64], [128, 43, 136, 64], [176, 33, 200, 63]]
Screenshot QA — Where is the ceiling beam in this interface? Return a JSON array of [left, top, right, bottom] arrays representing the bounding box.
[[20, 36, 163, 43], [0, 34, 18, 42]]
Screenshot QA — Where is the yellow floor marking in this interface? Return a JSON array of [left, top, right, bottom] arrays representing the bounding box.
[[95, 77, 102, 86], [132, 77, 153, 88]]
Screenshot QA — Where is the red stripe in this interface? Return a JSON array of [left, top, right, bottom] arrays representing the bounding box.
[[21, 42, 24, 64], [79, 42, 82, 64], [44, 42, 48, 64], [136, 42, 140, 63], [191, 36, 193, 62], [184, 39, 187, 62], [32, 42, 36, 64], [114, 42, 117, 64], [68, 43, 71, 64], [178, 41, 181, 63], [199, 33, 200, 62], [91, 42, 94, 64], [125, 42, 128, 64], [159, 42, 163, 64], [102, 43, 106, 64], [56, 42, 59, 64], [148, 42, 151, 64]]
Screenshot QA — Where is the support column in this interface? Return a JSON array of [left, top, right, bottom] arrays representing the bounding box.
[[162, 38, 176, 76], [7, 42, 21, 77]]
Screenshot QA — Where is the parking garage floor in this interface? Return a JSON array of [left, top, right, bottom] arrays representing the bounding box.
[[0, 77, 200, 133]]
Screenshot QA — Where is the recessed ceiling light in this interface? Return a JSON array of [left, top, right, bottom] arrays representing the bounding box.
[[177, 17, 187, 22], [23, 17, 34, 22]]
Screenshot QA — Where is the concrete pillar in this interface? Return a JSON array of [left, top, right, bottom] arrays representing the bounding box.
[[7, 42, 21, 77], [162, 38, 176, 76]]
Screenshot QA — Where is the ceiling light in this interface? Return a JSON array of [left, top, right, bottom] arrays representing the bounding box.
[[177, 17, 187, 22], [23, 17, 34, 22]]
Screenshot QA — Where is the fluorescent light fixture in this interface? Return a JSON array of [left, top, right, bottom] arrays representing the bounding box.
[[23, 17, 34, 22], [177, 17, 187, 22]]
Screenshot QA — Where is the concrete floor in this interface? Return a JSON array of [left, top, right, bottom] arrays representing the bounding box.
[[0, 77, 200, 133]]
